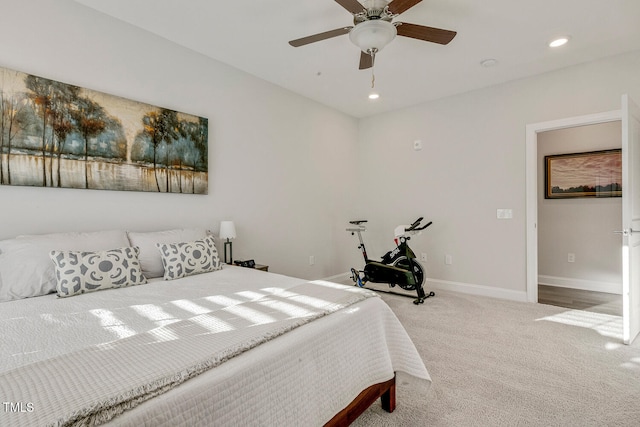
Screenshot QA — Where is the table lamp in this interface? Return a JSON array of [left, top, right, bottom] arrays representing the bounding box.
[[219, 221, 236, 264]]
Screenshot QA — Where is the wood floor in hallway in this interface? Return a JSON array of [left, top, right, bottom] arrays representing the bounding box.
[[538, 285, 622, 316]]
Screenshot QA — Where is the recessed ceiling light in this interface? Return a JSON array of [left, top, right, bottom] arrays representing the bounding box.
[[480, 58, 498, 68], [368, 93, 380, 100], [549, 37, 570, 48]]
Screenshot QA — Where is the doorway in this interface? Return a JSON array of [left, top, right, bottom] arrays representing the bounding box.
[[525, 109, 622, 304], [536, 122, 623, 316]]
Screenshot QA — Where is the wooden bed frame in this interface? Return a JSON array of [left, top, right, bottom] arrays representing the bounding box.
[[324, 374, 396, 426]]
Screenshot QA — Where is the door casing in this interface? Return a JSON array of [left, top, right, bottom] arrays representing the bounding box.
[[525, 110, 622, 303]]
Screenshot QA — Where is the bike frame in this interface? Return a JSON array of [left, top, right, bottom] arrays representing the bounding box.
[[349, 226, 371, 263], [347, 218, 434, 304], [349, 226, 417, 265], [381, 237, 416, 264]]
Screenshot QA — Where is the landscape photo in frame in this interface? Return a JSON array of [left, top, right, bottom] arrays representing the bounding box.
[[0, 66, 208, 194], [545, 149, 622, 199]]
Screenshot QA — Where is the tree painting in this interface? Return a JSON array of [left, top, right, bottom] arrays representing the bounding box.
[[0, 66, 208, 194], [545, 149, 621, 199]]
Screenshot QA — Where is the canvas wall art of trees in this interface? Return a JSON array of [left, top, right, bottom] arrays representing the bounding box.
[[545, 149, 622, 199], [0, 66, 208, 194]]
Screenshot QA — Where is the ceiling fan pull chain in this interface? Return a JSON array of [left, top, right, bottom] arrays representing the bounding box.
[[370, 49, 376, 88]]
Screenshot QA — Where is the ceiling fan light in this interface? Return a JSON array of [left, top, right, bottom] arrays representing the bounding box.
[[549, 36, 570, 48], [368, 92, 380, 100], [349, 20, 397, 53]]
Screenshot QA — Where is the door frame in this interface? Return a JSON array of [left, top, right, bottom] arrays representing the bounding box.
[[525, 110, 622, 303]]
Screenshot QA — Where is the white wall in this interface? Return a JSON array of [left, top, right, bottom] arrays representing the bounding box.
[[2, 1, 640, 300], [0, 0, 359, 280], [357, 50, 640, 300], [537, 122, 622, 293]]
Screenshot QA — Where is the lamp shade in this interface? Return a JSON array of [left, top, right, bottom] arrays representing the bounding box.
[[349, 20, 397, 53], [219, 221, 237, 240]]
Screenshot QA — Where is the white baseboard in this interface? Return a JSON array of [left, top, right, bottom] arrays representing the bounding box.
[[538, 275, 622, 295], [426, 278, 528, 302], [324, 272, 528, 302]]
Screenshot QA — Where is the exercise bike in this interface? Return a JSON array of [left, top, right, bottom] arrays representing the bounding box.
[[347, 217, 435, 305]]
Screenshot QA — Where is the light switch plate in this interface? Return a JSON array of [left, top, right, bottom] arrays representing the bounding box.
[[497, 209, 513, 219]]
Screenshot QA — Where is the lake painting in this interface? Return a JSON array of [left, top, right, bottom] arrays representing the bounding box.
[[545, 149, 622, 199], [0, 66, 208, 194]]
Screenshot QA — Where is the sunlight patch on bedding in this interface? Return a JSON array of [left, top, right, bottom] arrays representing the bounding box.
[[89, 309, 136, 339], [310, 280, 349, 289], [536, 309, 623, 340], [40, 313, 69, 326], [171, 299, 211, 315], [235, 290, 266, 301], [289, 295, 333, 309], [204, 295, 243, 308], [223, 305, 277, 325], [310, 280, 363, 294], [149, 327, 179, 342], [191, 314, 235, 333], [132, 304, 179, 327], [260, 287, 285, 295], [342, 306, 361, 314], [257, 299, 315, 318], [264, 289, 331, 309]]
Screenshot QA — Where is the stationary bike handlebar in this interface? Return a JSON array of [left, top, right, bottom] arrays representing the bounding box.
[[348, 218, 432, 234], [405, 217, 432, 232]]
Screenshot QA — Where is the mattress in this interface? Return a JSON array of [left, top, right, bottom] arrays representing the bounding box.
[[0, 266, 430, 426]]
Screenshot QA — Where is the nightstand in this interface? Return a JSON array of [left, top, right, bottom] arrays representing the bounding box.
[[254, 264, 269, 272]]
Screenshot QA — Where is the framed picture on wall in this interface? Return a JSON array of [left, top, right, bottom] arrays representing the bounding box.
[[544, 149, 622, 199], [0, 65, 208, 194]]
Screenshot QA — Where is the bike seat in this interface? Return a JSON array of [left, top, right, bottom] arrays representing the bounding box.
[[349, 220, 368, 225]]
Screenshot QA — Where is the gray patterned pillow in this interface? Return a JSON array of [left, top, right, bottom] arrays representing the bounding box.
[[156, 235, 221, 280], [50, 246, 147, 298]]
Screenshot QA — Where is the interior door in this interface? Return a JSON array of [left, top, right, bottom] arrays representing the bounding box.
[[621, 94, 640, 345]]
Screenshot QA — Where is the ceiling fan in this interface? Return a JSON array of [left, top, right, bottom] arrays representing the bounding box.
[[288, 0, 457, 70]]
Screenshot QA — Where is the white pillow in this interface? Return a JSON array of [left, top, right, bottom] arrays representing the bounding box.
[[0, 230, 130, 302], [126, 228, 209, 278], [156, 236, 222, 280], [50, 246, 147, 298]]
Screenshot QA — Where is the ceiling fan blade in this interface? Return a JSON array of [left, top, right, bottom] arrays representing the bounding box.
[[387, 0, 423, 15], [396, 22, 456, 45], [359, 51, 373, 70], [335, 0, 366, 14], [288, 26, 353, 47]]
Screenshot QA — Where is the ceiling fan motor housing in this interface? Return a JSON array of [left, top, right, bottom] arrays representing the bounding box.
[[354, 0, 395, 23]]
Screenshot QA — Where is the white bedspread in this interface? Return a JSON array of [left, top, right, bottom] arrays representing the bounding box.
[[0, 267, 430, 426]]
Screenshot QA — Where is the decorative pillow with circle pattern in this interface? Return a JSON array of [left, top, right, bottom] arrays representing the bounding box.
[[156, 235, 222, 280], [50, 246, 147, 298]]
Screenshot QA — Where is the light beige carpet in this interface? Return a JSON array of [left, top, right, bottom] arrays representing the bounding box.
[[352, 288, 640, 426]]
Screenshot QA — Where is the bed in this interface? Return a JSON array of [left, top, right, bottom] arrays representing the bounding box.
[[0, 228, 430, 426]]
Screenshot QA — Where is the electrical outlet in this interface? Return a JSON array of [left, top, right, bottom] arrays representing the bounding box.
[[309, 255, 315, 265], [445, 254, 453, 265], [421, 252, 428, 262], [568, 253, 575, 263]]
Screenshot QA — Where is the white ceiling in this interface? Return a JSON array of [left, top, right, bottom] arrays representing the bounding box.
[[74, 0, 640, 118]]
